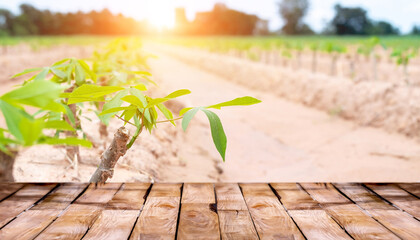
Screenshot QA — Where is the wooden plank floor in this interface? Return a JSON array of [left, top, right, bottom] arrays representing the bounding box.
[[0, 183, 419, 240]]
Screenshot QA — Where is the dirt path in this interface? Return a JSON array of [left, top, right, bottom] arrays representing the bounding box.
[[149, 50, 420, 182]]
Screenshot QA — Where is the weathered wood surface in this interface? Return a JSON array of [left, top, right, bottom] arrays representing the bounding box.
[[0, 183, 418, 240]]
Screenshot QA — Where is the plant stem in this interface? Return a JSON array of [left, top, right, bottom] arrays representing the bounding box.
[[156, 117, 183, 123], [115, 114, 136, 127]]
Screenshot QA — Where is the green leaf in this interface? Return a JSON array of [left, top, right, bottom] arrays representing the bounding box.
[[129, 88, 148, 107], [206, 96, 261, 109], [41, 137, 92, 148], [134, 84, 147, 91], [182, 107, 200, 131], [68, 85, 124, 104], [33, 68, 50, 81], [99, 106, 137, 116], [157, 103, 175, 125], [74, 64, 86, 85], [45, 120, 74, 131], [99, 89, 129, 124], [0, 99, 31, 142], [19, 117, 44, 146], [11, 67, 42, 78], [147, 98, 169, 107], [147, 89, 191, 108], [78, 59, 97, 82], [165, 89, 191, 99], [1, 80, 66, 112], [123, 109, 136, 123], [179, 107, 193, 116], [202, 109, 227, 161], [121, 95, 144, 108]]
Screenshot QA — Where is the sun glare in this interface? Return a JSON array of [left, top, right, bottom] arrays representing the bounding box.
[[144, 2, 175, 30]]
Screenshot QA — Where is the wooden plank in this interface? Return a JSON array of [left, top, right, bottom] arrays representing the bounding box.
[[289, 210, 352, 240], [301, 183, 398, 240], [398, 183, 420, 198], [182, 183, 215, 203], [240, 183, 304, 239], [32, 183, 88, 210], [130, 183, 182, 240], [365, 183, 420, 219], [0, 183, 87, 240], [0, 183, 24, 202], [0, 183, 56, 227], [271, 183, 351, 239], [34, 183, 121, 240], [83, 183, 150, 240], [336, 183, 420, 239], [83, 210, 139, 240], [215, 183, 258, 239], [106, 183, 151, 210], [178, 183, 220, 240], [270, 183, 320, 210]]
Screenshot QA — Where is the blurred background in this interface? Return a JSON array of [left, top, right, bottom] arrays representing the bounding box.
[[1, 0, 420, 182]]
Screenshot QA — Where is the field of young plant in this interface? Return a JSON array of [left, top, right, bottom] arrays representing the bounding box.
[[2, 35, 420, 182], [158, 36, 420, 84]]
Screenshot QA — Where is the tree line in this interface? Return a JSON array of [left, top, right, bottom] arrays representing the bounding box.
[[0, 4, 150, 36], [280, 0, 418, 35], [0, 2, 419, 36]]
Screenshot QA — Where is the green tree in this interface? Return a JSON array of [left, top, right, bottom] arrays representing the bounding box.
[[329, 4, 371, 35], [278, 0, 312, 35]]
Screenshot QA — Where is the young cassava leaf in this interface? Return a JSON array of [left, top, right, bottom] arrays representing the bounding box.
[[206, 96, 261, 109], [121, 95, 144, 108], [202, 109, 227, 161], [157, 103, 175, 125], [68, 85, 124, 104], [40, 137, 92, 148], [0, 80, 66, 112], [182, 107, 200, 131]]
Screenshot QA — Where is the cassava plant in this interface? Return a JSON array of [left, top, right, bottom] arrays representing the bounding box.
[[12, 57, 97, 164], [0, 80, 91, 182], [90, 38, 153, 138], [323, 42, 346, 76], [390, 47, 418, 85], [357, 37, 385, 81], [309, 43, 319, 73], [66, 84, 261, 183]]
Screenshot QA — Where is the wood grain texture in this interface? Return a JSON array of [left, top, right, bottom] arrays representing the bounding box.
[[0, 183, 24, 202], [336, 183, 420, 239], [289, 210, 352, 240], [84, 183, 151, 239], [83, 210, 138, 240], [34, 183, 121, 240], [215, 183, 258, 240], [365, 183, 420, 219], [182, 183, 215, 204], [398, 183, 420, 198], [106, 183, 150, 210], [240, 183, 304, 240], [178, 183, 220, 240], [32, 183, 88, 210], [271, 183, 350, 239], [215, 183, 248, 211], [130, 183, 181, 240], [0, 183, 87, 240], [301, 183, 398, 240], [0, 183, 56, 227], [0, 210, 59, 240], [271, 183, 320, 210]]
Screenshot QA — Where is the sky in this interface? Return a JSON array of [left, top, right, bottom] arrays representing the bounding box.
[[1, 0, 419, 33]]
